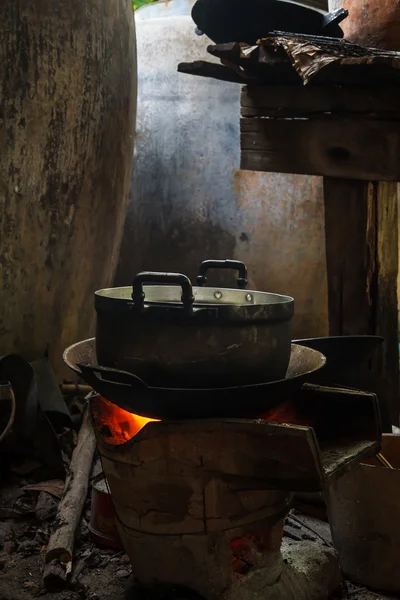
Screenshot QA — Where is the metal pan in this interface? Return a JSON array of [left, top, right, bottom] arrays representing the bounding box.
[[63, 339, 325, 419], [191, 0, 348, 44], [295, 335, 390, 431]]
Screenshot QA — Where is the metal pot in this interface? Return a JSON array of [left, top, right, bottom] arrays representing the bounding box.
[[95, 260, 294, 388]]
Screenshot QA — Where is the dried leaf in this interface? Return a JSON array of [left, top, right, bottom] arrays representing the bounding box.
[[22, 479, 65, 500], [0, 486, 36, 518]]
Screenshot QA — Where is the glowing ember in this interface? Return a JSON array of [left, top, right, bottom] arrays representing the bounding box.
[[91, 395, 158, 445], [260, 400, 311, 427], [230, 520, 285, 576]]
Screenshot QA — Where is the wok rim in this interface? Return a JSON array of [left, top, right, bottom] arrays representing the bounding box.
[[63, 338, 327, 391]]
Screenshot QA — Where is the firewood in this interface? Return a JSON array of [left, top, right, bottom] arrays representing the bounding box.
[[60, 383, 92, 396], [43, 407, 96, 589], [42, 559, 68, 592]]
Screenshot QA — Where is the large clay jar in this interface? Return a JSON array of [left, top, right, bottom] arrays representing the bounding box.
[[0, 0, 137, 378], [329, 0, 400, 50]]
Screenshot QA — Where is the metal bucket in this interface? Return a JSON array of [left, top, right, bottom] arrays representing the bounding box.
[[89, 477, 123, 551], [327, 434, 400, 593]]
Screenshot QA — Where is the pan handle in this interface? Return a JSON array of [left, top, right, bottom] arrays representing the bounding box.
[[323, 8, 348, 29], [196, 259, 248, 289], [77, 363, 149, 392], [132, 272, 194, 311]]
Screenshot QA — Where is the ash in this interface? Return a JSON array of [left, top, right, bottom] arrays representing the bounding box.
[[0, 495, 395, 600]]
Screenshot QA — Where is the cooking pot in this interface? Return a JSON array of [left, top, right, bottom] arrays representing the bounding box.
[[95, 260, 294, 388]]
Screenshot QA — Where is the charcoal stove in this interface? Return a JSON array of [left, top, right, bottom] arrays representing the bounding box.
[[64, 338, 381, 600]]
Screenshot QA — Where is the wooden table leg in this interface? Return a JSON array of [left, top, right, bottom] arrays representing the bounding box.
[[323, 178, 399, 430]]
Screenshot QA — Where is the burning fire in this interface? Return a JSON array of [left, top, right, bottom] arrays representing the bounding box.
[[91, 394, 311, 446], [260, 400, 311, 427], [91, 395, 158, 445]]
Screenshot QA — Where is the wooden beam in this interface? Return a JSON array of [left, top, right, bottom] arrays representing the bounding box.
[[323, 178, 399, 428], [240, 118, 400, 181], [241, 85, 400, 119], [376, 182, 399, 427]]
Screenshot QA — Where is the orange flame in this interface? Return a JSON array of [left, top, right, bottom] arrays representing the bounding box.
[[91, 395, 159, 445], [260, 400, 311, 427], [92, 395, 311, 446]]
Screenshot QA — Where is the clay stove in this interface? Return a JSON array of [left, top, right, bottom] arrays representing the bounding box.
[[90, 384, 381, 600]]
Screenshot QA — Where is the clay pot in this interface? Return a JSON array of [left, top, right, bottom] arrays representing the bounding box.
[[0, 0, 137, 379], [329, 0, 400, 50]]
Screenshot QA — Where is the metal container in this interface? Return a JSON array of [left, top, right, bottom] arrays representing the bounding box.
[[191, 0, 348, 44], [327, 434, 400, 593], [328, 0, 400, 50], [89, 477, 123, 550], [95, 260, 294, 388]]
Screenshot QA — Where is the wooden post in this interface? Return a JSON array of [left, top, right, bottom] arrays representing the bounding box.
[[323, 179, 398, 429], [239, 84, 400, 429]]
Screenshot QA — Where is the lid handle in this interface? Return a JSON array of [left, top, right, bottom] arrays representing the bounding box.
[[132, 272, 195, 311], [196, 260, 248, 289]]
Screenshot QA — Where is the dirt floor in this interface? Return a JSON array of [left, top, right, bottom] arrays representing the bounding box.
[[0, 510, 396, 600], [0, 514, 132, 600]]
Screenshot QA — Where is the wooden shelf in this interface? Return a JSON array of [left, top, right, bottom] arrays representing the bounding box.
[[179, 34, 400, 427]]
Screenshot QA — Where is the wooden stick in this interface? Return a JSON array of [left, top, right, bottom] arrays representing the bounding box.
[[60, 383, 92, 396], [43, 407, 96, 589], [376, 453, 395, 470]]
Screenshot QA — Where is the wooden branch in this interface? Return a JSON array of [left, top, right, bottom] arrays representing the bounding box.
[[43, 407, 96, 589], [43, 560, 70, 592], [60, 383, 92, 396], [178, 60, 251, 84]]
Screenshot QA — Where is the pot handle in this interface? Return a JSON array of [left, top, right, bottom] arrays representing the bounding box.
[[196, 260, 248, 289], [132, 272, 195, 311], [78, 363, 149, 391], [323, 8, 348, 29]]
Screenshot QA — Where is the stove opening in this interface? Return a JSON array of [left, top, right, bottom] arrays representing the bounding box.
[[91, 394, 158, 445], [260, 400, 312, 427]]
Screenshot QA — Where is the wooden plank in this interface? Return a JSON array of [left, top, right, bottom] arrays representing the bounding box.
[[323, 178, 399, 428], [376, 182, 399, 427], [240, 118, 400, 181], [241, 85, 400, 119]]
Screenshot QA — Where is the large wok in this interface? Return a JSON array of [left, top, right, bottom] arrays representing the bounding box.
[[63, 338, 325, 419]]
